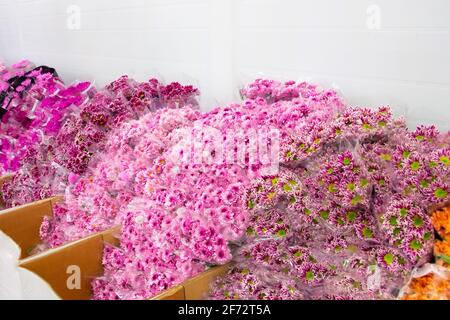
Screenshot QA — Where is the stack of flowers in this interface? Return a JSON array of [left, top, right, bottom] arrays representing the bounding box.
[[41, 80, 338, 248], [90, 80, 448, 300], [1, 76, 199, 207], [40, 105, 201, 248], [208, 81, 449, 300], [87, 81, 350, 299], [32, 78, 450, 300]]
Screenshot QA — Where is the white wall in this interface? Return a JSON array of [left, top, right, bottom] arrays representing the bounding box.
[[0, 0, 449, 130]]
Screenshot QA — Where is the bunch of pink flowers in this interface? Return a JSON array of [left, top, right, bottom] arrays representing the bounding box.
[[210, 86, 448, 299], [0, 79, 93, 206], [1, 75, 199, 208], [40, 106, 201, 248], [86, 81, 352, 299], [0, 60, 86, 176], [32, 78, 450, 300]]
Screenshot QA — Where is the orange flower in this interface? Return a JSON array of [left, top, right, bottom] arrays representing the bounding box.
[[431, 206, 450, 241], [402, 273, 450, 300], [434, 240, 450, 269], [435, 240, 450, 257]]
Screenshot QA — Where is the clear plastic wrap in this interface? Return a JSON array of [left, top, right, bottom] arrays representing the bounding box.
[[207, 79, 449, 300], [39, 79, 202, 250], [1, 79, 92, 207], [20, 75, 449, 300], [1, 75, 202, 208], [0, 62, 67, 176], [399, 264, 450, 300]]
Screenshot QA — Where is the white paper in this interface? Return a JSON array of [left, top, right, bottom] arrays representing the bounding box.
[[0, 230, 59, 300]]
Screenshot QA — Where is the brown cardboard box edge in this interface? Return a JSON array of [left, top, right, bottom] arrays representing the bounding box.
[[151, 285, 185, 300], [151, 264, 231, 300], [182, 264, 230, 300]]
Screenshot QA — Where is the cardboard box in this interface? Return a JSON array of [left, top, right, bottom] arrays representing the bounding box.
[[19, 225, 230, 300], [19, 227, 120, 300], [0, 196, 230, 300], [0, 196, 63, 259]]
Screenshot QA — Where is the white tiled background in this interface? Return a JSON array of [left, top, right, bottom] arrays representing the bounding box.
[[0, 0, 449, 130]]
